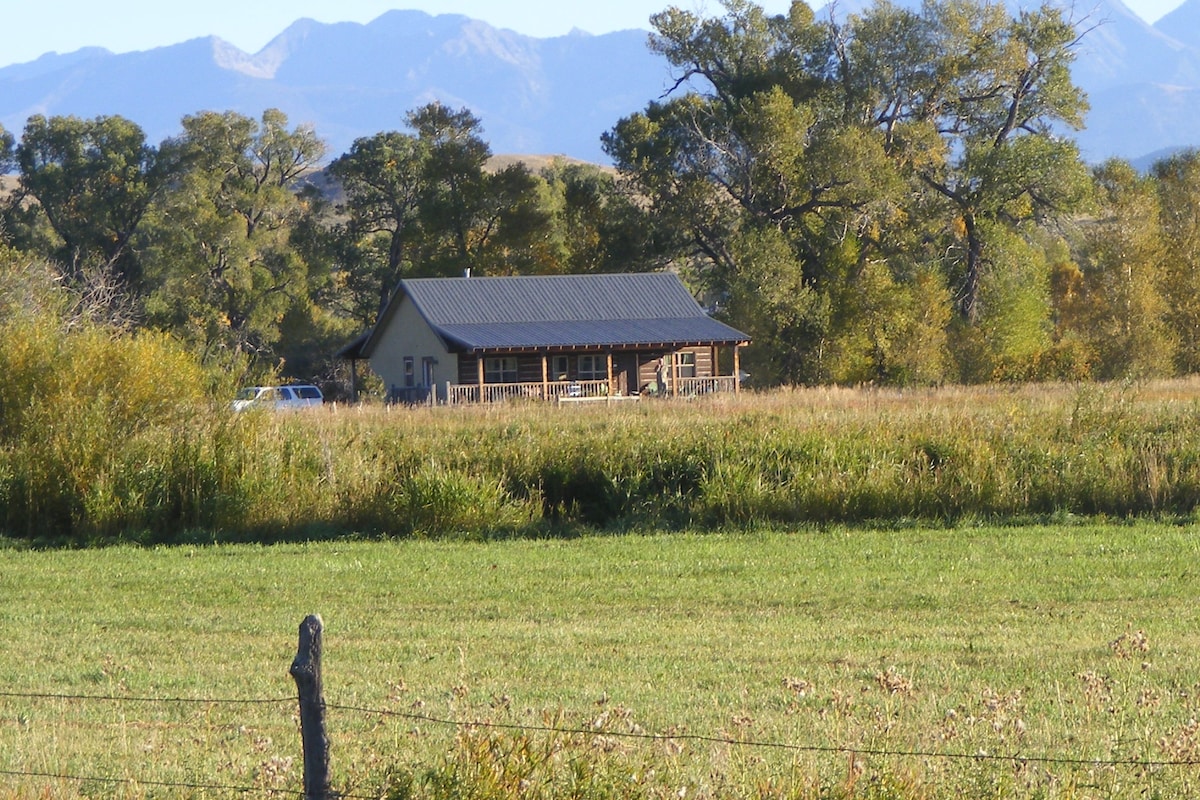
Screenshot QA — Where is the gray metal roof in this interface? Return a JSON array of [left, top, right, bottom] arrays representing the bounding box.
[[370, 273, 750, 353]]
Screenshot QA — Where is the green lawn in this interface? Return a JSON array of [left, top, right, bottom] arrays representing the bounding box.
[[4, 524, 1200, 798]]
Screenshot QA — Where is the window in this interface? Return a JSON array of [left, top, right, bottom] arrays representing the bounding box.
[[403, 356, 415, 388], [578, 354, 606, 380], [551, 355, 569, 381], [484, 356, 518, 383], [677, 351, 696, 378]]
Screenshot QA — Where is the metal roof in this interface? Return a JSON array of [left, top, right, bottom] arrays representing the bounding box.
[[364, 273, 750, 354]]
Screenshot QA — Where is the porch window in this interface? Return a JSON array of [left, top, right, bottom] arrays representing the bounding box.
[[484, 356, 518, 383], [551, 355, 570, 381], [578, 354, 606, 380], [677, 351, 696, 378], [403, 356, 415, 387]]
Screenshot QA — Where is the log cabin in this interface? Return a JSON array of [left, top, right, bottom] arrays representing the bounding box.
[[341, 272, 751, 404]]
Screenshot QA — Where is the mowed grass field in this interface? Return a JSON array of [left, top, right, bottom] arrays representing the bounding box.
[[4, 523, 1200, 799]]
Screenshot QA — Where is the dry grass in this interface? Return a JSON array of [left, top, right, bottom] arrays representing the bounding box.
[[9, 377, 1200, 544], [485, 153, 610, 174]]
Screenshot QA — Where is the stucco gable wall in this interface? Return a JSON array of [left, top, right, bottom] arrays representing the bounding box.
[[369, 296, 457, 396]]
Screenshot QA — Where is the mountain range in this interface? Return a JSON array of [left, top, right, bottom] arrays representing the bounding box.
[[1, 2, 1199, 166]]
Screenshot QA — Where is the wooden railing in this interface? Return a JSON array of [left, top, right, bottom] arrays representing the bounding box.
[[673, 375, 738, 396], [446, 379, 611, 405], [445, 375, 739, 404]]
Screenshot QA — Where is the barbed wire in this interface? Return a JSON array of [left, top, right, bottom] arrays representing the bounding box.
[[3, 686, 1199, 791], [325, 702, 1200, 770], [0, 767, 312, 798], [0, 689, 293, 705]]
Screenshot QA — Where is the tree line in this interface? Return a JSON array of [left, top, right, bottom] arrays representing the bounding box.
[[3, 0, 1200, 392]]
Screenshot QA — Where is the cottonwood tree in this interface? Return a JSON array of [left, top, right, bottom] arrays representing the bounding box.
[[606, 1, 935, 384], [331, 103, 567, 316], [0, 124, 13, 176], [328, 128, 430, 319], [1068, 160, 1173, 379], [1153, 150, 1200, 374], [539, 160, 682, 274], [605, 0, 1092, 385], [16, 114, 175, 288], [140, 109, 326, 365]]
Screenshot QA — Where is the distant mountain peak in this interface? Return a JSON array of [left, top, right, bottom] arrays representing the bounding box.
[[1155, 0, 1200, 49], [1, 6, 1198, 165]]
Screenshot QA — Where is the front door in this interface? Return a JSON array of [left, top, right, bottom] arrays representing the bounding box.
[[615, 353, 638, 396], [422, 357, 436, 402]]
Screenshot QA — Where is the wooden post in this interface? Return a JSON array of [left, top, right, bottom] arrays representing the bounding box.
[[606, 352, 615, 396], [733, 345, 742, 394], [290, 614, 331, 800], [476, 356, 485, 402], [542, 355, 549, 400]]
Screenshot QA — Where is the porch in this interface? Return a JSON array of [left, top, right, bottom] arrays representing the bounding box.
[[445, 375, 741, 405]]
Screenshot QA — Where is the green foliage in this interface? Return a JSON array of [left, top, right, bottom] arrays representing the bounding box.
[[726, 226, 830, 384], [2, 9, 1199, 390], [1071, 160, 1174, 379], [1153, 149, 1200, 374], [0, 253, 233, 540], [16, 114, 171, 286], [0, 122, 12, 172], [954, 221, 1053, 382], [139, 109, 326, 366], [606, 0, 1092, 384]]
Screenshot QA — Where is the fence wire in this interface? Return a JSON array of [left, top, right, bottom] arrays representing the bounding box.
[[2, 687, 1199, 798]]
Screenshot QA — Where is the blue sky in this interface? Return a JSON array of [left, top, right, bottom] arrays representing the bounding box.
[[3, 0, 1182, 68]]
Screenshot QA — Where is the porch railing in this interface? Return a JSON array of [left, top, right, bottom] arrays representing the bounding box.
[[446, 379, 611, 405], [673, 375, 738, 396], [445, 375, 739, 405]]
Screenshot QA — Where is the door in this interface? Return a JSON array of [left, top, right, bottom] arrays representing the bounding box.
[[615, 353, 638, 396]]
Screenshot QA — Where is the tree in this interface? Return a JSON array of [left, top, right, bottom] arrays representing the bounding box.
[[539, 160, 683, 274], [330, 103, 569, 318], [15, 114, 174, 287], [887, 1, 1092, 324], [0, 124, 13, 174], [1153, 150, 1200, 374], [604, 0, 1092, 386], [1070, 160, 1173, 379], [140, 109, 326, 366], [327, 130, 429, 316], [408, 103, 494, 273], [605, 1, 926, 383]]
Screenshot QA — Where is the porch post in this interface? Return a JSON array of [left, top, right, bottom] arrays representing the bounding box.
[[542, 355, 549, 400], [671, 352, 680, 397], [606, 352, 615, 396], [477, 356, 485, 402], [733, 345, 742, 394]]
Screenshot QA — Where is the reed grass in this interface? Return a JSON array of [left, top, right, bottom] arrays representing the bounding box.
[[5, 379, 1200, 544]]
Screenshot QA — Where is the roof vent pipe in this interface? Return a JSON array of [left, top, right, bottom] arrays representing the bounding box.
[[464, 268, 471, 278]]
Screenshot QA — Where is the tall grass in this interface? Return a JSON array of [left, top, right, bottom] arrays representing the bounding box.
[[5, 373, 1200, 544]]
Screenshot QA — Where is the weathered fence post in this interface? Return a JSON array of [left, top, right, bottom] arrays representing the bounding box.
[[291, 614, 331, 800]]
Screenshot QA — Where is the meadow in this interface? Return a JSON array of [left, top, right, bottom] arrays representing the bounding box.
[[6, 381, 1200, 798], [6, 379, 1200, 545], [3, 524, 1200, 799]]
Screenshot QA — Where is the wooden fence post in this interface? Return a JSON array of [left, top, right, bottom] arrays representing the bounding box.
[[290, 614, 331, 800]]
